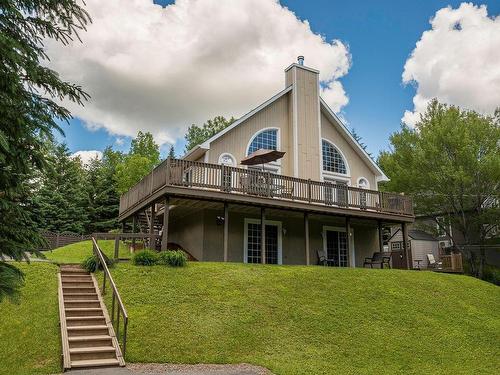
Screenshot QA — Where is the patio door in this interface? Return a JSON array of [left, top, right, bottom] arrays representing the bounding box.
[[323, 228, 348, 267], [244, 219, 282, 264]]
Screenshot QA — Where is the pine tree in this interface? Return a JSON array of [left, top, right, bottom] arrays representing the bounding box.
[[0, 0, 90, 302], [168, 145, 176, 159], [32, 143, 89, 233]]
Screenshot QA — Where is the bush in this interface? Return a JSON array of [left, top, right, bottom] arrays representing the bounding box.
[[158, 250, 187, 267], [81, 254, 114, 273], [482, 265, 500, 286], [132, 250, 158, 266]]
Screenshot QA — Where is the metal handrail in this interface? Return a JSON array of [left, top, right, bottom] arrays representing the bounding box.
[[91, 237, 129, 356]]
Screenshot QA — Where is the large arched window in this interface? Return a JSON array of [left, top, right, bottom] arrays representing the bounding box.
[[247, 129, 278, 155], [322, 140, 347, 174]]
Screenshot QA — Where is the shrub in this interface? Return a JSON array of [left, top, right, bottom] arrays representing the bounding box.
[[81, 254, 114, 273], [158, 250, 187, 267], [132, 250, 158, 266]]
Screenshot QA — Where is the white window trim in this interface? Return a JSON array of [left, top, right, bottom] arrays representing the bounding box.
[[245, 127, 282, 174], [322, 225, 355, 267], [357, 177, 370, 189], [218, 152, 236, 166], [243, 218, 283, 265], [320, 138, 351, 181]]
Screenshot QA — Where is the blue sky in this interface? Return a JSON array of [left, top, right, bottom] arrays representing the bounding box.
[[57, 0, 500, 159]]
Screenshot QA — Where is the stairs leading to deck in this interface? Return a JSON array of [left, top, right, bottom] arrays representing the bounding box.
[[58, 265, 125, 371]]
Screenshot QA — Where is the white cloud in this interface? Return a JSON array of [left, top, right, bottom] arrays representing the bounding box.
[[402, 2, 500, 127], [45, 0, 351, 145], [71, 150, 103, 165]]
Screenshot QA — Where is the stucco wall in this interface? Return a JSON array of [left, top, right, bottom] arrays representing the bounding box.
[[168, 210, 204, 261]]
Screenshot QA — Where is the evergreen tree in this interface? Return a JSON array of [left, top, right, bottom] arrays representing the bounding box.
[[0, 0, 90, 301], [85, 147, 122, 233], [168, 145, 176, 159], [32, 143, 88, 233]]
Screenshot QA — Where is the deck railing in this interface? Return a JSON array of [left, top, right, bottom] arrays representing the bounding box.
[[92, 238, 129, 356], [119, 158, 413, 217]]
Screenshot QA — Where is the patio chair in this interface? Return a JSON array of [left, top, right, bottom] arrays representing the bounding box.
[[363, 252, 391, 269], [426, 254, 443, 269], [317, 250, 335, 266]]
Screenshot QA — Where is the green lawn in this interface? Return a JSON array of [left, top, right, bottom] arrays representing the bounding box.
[[102, 263, 500, 375], [0, 263, 60, 375], [45, 239, 131, 263]]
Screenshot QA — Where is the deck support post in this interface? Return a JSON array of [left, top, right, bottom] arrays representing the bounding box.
[[402, 222, 410, 269], [161, 197, 170, 251], [132, 216, 137, 252], [149, 203, 155, 250], [304, 212, 310, 265], [378, 220, 384, 253], [261, 207, 266, 264], [114, 236, 120, 260], [345, 217, 351, 267], [223, 202, 229, 262]]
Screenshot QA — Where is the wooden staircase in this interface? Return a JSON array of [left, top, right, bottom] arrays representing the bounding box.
[[58, 265, 125, 370]]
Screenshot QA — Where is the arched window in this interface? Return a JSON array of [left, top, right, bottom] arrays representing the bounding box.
[[247, 129, 278, 155], [357, 178, 369, 189], [218, 153, 235, 166], [322, 140, 347, 174]]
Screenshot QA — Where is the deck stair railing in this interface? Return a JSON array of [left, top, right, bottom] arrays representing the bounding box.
[[92, 237, 129, 356], [119, 158, 414, 217]]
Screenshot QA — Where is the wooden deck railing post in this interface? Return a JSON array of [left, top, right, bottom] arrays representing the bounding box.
[[307, 179, 312, 203], [165, 157, 171, 185], [114, 236, 120, 260]]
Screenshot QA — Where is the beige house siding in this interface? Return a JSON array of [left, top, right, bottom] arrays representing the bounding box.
[[320, 113, 377, 188], [207, 93, 292, 175], [168, 210, 204, 261], [295, 67, 321, 180], [171, 208, 379, 266]]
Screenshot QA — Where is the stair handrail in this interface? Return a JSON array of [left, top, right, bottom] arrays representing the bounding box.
[[91, 237, 129, 356]]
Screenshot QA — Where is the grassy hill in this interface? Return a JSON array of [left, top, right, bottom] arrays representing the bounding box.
[[0, 263, 60, 375], [44, 239, 131, 263], [103, 263, 500, 375]]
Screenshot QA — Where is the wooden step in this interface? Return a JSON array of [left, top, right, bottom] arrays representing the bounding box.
[[62, 281, 94, 287], [65, 307, 103, 317], [65, 300, 101, 308], [63, 286, 95, 293], [70, 358, 120, 368], [68, 335, 113, 348], [64, 293, 98, 301], [67, 325, 109, 337], [66, 316, 106, 326], [70, 346, 117, 361], [62, 276, 93, 282]]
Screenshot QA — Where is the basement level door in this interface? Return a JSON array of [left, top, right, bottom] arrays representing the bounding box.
[[245, 221, 281, 264], [325, 229, 348, 267]]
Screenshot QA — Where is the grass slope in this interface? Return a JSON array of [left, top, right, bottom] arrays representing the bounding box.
[[45, 239, 131, 263], [105, 263, 500, 375], [0, 263, 60, 375]]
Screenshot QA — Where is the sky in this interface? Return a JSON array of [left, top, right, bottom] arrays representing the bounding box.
[[50, 0, 500, 163]]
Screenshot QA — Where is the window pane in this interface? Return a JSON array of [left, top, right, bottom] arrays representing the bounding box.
[[322, 140, 347, 174], [248, 130, 277, 154]]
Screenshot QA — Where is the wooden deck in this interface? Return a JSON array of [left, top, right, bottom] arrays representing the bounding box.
[[119, 158, 414, 222]]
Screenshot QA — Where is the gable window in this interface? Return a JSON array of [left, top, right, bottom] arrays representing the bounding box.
[[247, 129, 278, 154], [322, 140, 347, 174]]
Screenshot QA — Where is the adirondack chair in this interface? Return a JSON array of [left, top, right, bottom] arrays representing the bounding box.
[[427, 254, 443, 269], [317, 249, 335, 266], [363, 252, 391, 269]]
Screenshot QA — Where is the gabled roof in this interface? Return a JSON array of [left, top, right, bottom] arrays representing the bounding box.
[[319, 98, 388, 181], [388, 228, 437, 242], [183, 85, 390, 182], [183, 85, 292, 161]]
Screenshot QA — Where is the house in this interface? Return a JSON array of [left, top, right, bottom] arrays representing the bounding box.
[[388, 228, 439, 269], [118, 58, 414, 267]]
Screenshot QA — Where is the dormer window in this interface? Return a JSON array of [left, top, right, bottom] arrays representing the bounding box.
[[247, 129, 278, 154], [322, 140, 347, 174]]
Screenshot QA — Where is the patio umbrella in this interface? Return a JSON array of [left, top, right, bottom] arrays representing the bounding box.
[[240, 149, 285, 170]]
